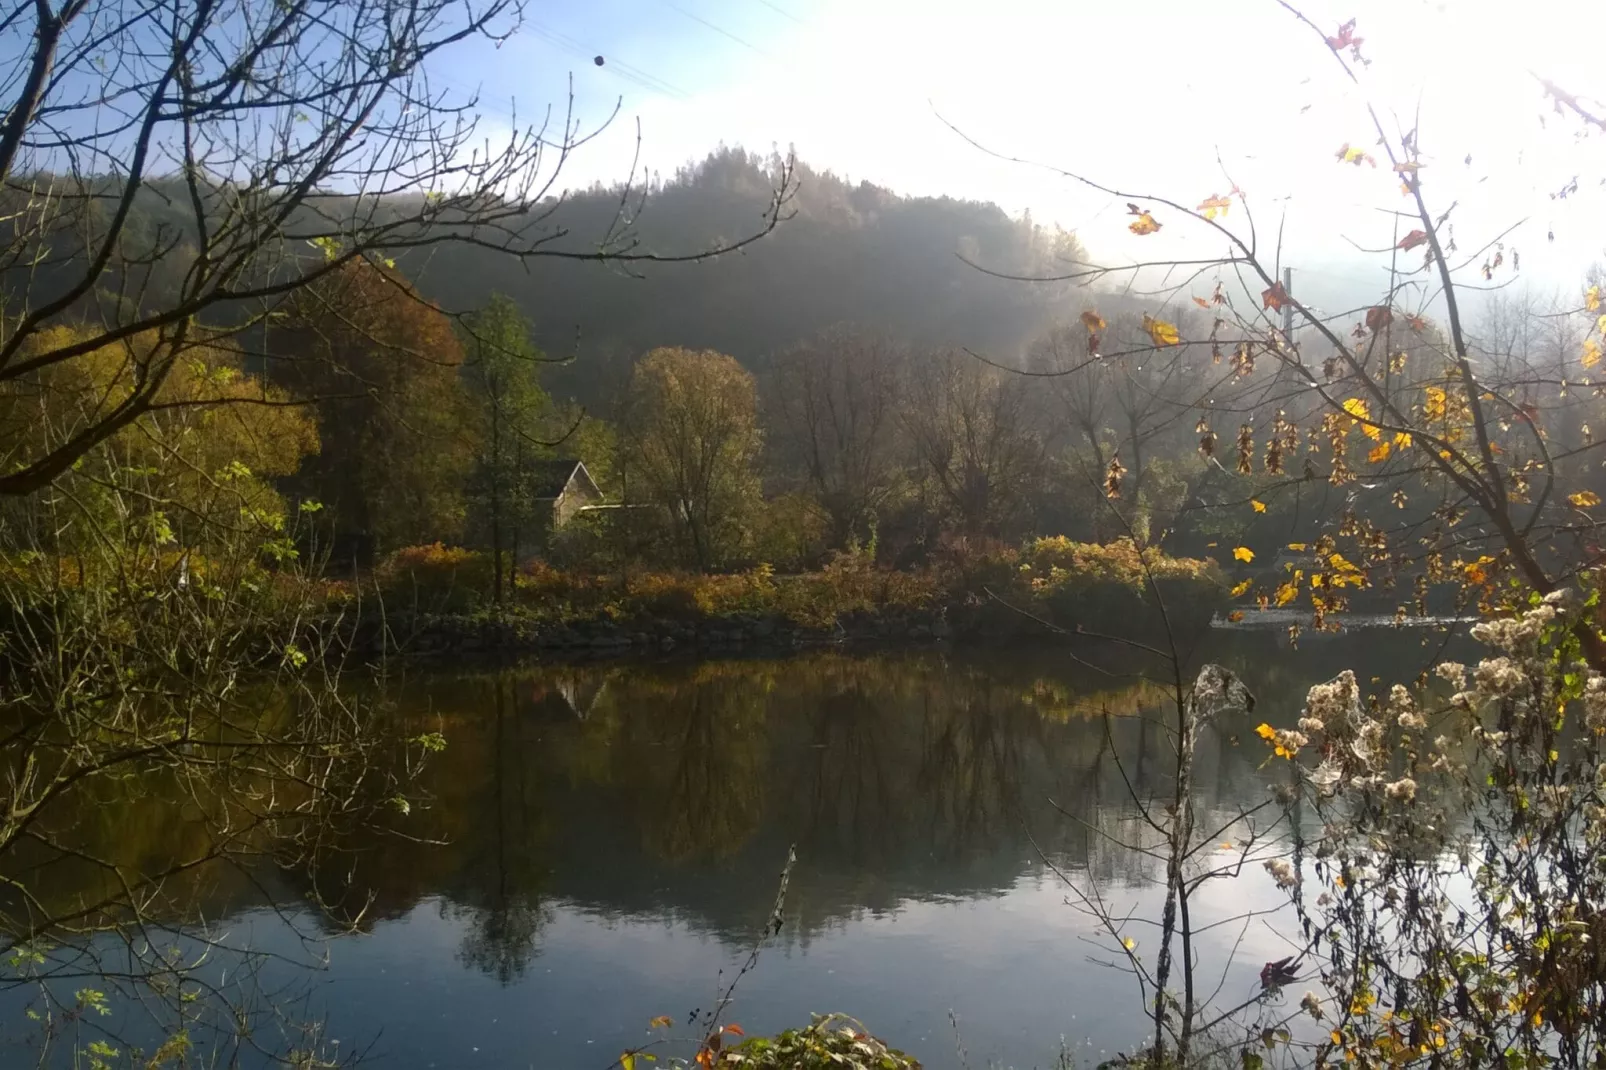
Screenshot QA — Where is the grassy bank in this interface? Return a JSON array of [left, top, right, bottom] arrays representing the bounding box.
[[337, 537, 1228, 656]]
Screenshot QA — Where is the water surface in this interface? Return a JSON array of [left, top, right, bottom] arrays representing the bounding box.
[[3, 625, 1466, 1068]]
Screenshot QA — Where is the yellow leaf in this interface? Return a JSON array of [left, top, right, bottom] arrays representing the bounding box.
[[1367, 440, 1392, 464], [1129, 212, 1161, 236], [623, 1055, 636, 1070], [1233, 546, 1255, 563], [1080, 310, 1106, 333], [1256, 723, 1276, 740], [1588, 285, 1601, 313], [1230, 579, 1253, 597], [1342, 397, 1379, 438], [1585, 339, 1602, 369], [1122, 937, 1136, 951], [1197, 194, 1232, 220], [1287, 542, 1307, 551], [650, 1017, 674, 1030], [1220, 841, 1235, 850], [1251, 499, 1267, 513], [1274, 581, 1299, 606], [1570, 490, 1601, 508], [1227, 610, 1245, 622], [1393, 431, 1413, 449], [1143, 315, 1181, 347], [1424, 386, 1448, 421]]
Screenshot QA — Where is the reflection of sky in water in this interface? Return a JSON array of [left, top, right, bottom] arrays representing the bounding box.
[[0, 630, 1474, 1068], [248, 872, 1295, 1070]]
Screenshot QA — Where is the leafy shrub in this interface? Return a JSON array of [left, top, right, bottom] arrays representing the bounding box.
[[720, 1015, 920, 1070], [376, 543, 493, 613]]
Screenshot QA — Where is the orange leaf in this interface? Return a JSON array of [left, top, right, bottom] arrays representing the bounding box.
[[1365, 306, 1393, 333], [1193, 296, 1210, 308], [1406, 314, 1427, 332], [650, 1016, 674, 1030], [1129, 212, 1161, 236], [1227, 610, 1245, 622], [1367, 440, 1391, 464], [1397, 229, 1428, 251], [1080, 310, 1106, 333], [1262, 282, 1290, 311], [722, 1025, 745, 1037]]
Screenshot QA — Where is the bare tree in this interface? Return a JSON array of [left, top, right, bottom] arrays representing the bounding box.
[[902, 347, 1041, 538], [0, 0, 794, 497], [766, 326, 904, 549]]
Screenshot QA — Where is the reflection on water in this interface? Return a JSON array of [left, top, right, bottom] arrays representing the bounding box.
[[0, 626, 1468, 1068]]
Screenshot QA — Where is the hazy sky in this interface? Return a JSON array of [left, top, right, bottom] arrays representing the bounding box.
[[436, 0, 1606, 307]]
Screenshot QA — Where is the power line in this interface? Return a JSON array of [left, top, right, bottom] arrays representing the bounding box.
[[655, 0, 772, 57], [528, 19, 691, 100], [753, 0, 805, 26]]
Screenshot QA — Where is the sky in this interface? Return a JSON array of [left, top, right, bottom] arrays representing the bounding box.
[[442, 0, 1606, 308]]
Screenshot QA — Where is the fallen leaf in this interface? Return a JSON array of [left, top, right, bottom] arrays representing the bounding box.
[[1397, 229, 1428, 251], [1262, 281, 1290, 311], [1193, 296, 1210, 308], [1251, 499, 1267, 513], [1227, 610, 1246, 622], [1233, 546, 1255, 563], [1405, 314, 1427, 332], [1080, 310, 1106, 333], [722, 1025, 745, 1037], [1570, 490, 1601, 508], [1198, 194, 1233, 220], [1143, 315, 1181, 347], [1287, 542, 1307, 551]]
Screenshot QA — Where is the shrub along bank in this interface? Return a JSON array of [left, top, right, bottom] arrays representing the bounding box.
[[340, 538, 1228, 657]]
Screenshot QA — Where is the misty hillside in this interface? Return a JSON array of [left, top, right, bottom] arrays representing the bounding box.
[[3, 149, 1083, 406], [400, 147, 1084, 401]]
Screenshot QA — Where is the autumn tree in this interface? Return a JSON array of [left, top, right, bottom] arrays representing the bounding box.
[[765, 327, 906, 550], [460, 295, 558, 602], [271, 259, 471, 559], [1028, 313, 1200, 542], [902, 348, 1042, 539], [0, 0, 792, 499], [623, 348, 762, 571]]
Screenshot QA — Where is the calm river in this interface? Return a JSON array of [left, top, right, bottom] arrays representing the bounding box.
[[1, 621, 1469, 1068]]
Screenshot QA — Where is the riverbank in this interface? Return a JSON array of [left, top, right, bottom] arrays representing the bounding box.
[[335, 537, 1229, 660]]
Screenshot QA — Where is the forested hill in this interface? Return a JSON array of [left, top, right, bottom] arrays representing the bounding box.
[[396, 148, 1082, 400], [4, 147, 1079, 403]]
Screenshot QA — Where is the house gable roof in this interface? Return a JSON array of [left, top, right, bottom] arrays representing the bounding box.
[[530, 458, 602, 501]]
